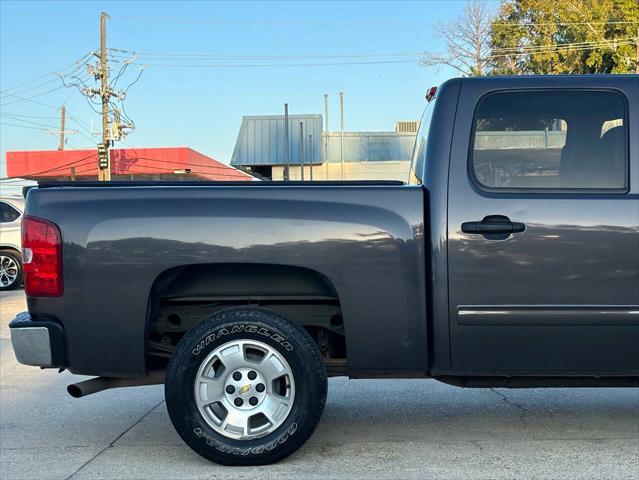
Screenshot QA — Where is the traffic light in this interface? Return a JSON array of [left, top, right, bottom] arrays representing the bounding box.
[[97, 143, 108, 170]]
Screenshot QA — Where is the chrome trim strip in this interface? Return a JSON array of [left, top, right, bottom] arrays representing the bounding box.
[[457, 305, 639, 326]]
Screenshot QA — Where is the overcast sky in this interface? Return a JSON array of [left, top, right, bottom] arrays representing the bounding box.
[[1, 0, 471, 187]]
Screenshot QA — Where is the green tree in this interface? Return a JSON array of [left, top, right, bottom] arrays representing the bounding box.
[[490, 0, 639, 74]]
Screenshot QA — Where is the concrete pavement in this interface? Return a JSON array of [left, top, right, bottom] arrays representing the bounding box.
[[1, 289, 638, 479]]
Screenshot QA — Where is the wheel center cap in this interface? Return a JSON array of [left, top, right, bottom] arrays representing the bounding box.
[[223, 367, 267, 410]]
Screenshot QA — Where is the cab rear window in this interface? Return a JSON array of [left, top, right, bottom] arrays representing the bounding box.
[[470, 90, 627, 191]]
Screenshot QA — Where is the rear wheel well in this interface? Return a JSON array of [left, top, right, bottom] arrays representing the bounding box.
[[146, 263, 347, 376]]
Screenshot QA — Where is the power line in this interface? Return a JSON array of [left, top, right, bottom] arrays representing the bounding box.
[[1, 151, 247, 180], [0, 76, 64, 97], [106, 37, 636, 68], [111, 15, 638, 28], [25, 95, 73, 149], [0, 154, 95, 182], [108, 48, 428, 60], [489, 37, 638, 54], [0, 53, 92, 93], [0, 85, 68, 106], [0, 52, 103, 155], [110, 15, 441, 27], [0, 154, 97, 180], [0, 112, 57, 119], [112, 156, 234, 172], [0, 99, 98, 144], [493, 21, 639, 27], [66, 113, 93, 131], [106, 38, 636, 60], [0, 53, 93, 97], [0, 92, 60, 109], [486, 39, 637, 59], [53, 157, 247, 178], [67, 117, 97, 143], [0, 121, 58, 131], [129, 59, 419, 68], [118, 68, 144, 124], [0, 113, 70, 130], [0, 67, 87, 99]]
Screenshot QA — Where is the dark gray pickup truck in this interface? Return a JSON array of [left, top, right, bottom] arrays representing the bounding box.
[[10, 75, 639, 465]]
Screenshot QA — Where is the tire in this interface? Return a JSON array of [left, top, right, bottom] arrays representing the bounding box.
[[0, 250, 22, 291], [165, 307, 328, 466]]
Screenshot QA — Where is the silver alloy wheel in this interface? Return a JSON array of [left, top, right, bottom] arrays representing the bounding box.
[[0, 255, 19, 288], [194, 339, 296, 440]]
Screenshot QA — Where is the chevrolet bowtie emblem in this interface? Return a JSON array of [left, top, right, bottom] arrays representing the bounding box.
[[239, 384, 251, 395]]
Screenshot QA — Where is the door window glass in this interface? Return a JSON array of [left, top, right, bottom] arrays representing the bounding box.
[[471, 91, 627, 190], [0, 202, 21, 223]]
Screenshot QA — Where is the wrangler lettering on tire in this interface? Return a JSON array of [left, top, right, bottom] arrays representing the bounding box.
[[165, 307, 327, 466]]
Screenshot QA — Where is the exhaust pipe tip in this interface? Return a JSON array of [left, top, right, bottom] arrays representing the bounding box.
[[67, 371, 165, 398], [67, 384, 82, 398]]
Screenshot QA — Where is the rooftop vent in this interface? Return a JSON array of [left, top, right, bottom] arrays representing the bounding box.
[[395, 121, 419, 133]]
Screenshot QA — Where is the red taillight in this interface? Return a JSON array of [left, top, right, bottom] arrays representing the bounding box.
[[21, 216, 63, 297], [425, 86, 437, 102]]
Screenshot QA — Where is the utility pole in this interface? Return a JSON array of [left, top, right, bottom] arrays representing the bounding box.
[[324, 94, 329, 180], [324, 93, 329, 159], [73, 11, 134, 179], [635, 27, 638, 74], [299, 122, 305, 181], [308, 133, 313, 181], [283, 103, 290, 181], [339, 91, 344, 180], [58, 106, 66, 150], [99, 11, 111, 181]]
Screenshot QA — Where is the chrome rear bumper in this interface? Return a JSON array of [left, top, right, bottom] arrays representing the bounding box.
[[9, 312, 67, 368]]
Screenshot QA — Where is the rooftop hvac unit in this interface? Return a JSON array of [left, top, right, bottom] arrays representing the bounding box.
[[395, 121, 419, 133]]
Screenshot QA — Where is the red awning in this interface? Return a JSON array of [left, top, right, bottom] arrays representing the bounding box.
[[6, 147, 252, 181]]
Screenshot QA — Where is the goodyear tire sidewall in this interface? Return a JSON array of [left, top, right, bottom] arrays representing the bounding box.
[[165, 309, 325, 465]]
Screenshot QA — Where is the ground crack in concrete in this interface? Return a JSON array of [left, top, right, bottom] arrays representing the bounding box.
[[64, 399, 165, 480], [490, 388, 529, 426]]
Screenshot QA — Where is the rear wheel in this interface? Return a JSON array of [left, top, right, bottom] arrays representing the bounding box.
[[0, 251, 22, 291], [165, 307, 327, 465]]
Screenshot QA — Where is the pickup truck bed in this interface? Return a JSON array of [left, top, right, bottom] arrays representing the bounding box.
[[24, 182, 427, 377]]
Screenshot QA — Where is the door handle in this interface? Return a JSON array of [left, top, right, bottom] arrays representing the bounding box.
[[461, 215, 525, 234]]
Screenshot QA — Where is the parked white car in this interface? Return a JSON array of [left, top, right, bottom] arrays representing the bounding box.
[[0, 196, 24, 290]]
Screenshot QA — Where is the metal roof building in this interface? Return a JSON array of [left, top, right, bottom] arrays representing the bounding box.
[[230, 114, 417, 181], [231, 114, 323, 168]]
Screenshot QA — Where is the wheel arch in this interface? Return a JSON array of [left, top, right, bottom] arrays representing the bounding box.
[[151, 262, 339, 300], [0, 245, 22, 255], [145, 262, 347, 375]]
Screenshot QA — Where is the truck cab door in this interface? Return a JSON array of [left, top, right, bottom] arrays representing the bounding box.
[[447, 85, 639, 375]]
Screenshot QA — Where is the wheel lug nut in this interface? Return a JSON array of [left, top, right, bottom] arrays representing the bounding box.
[[226, 385, 235, 394], [249, 396, 258, 406], [232, 372, 242, 381], [247, 370, 257, 380], [234, 398, 243, 407], [255, 383, 265, 392]]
